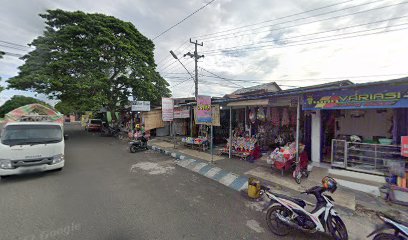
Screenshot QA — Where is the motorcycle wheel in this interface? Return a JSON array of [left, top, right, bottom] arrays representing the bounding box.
[[373, 233, 402, 240], [266, 205, 292, 236], [130, 145, 138, 153], [327, 215, 348, 240]]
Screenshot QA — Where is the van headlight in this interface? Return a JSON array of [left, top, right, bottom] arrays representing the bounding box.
[[0, 159, 13, 169], [52, 154, 64, 164]]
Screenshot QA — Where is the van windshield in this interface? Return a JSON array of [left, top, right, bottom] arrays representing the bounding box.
[[1, 125, 63, 146]]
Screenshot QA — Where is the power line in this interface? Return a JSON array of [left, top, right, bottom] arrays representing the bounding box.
[[199, 67, 244, 88], [193, 0, 358, 39], [0, 40, 32, 49], [0, 50, 24, 57], [152, 0, 217, 40], [198, 72, 408, 82], [203, 25, 408, 56], [199, 0, 404, 42], [0, 44, 31, 52], [156, 40, 189, 66], [201, 15, 408, 54], [202, 21, 408, 55]]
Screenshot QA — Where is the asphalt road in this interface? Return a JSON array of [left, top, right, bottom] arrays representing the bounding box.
[[0, 123, 329, 240]]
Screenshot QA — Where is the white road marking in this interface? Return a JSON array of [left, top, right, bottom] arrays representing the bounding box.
[[204, 167, 222, 178], [192, 163, 207, 172], [219, 173, 238, 186]]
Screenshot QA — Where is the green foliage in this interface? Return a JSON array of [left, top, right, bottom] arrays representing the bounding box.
[[8, 9, 170, 114], [54, 101, 75, 115], [0, 95, 51, 117]]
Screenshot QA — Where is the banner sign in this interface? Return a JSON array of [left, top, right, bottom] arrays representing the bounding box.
[[174, 107, 190, 119], [197, 95, 212, 123], [402, 136, 408, 157], [303, 84, 408, 110], [131, 101, 150, 112], [194, 105, 220, 126], [162, 98, 174, 121]]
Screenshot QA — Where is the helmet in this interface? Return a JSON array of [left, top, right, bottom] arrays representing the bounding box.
[[322, 176, 337, 193]]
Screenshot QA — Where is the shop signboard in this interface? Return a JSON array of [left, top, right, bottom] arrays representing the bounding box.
[[194, 105, 220, 126], [162, 98, 174, 121], [131, 101, 150, 112], [402, 136, 408, 157], [174, 107, 190, 118], [303, 83, 408, 110], [197, 95, 212, 123]]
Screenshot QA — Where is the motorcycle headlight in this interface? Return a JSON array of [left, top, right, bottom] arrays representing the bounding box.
[[52, 154, 64, 164], [0, 159, 13, 169]]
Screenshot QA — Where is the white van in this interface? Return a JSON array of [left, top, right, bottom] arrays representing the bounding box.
[[0, 122, 65, 178]]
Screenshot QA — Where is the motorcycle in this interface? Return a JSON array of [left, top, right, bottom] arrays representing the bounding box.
[[101, 125, 120, 137], [367, 214, 408, 240], [261, 185, 348, 240], [129, 135, 148, 153]]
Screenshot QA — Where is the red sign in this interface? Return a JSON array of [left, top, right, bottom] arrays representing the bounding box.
[[402, 136, 408, 157]]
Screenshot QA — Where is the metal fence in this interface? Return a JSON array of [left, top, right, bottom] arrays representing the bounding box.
[[331, 139, 405, 175]]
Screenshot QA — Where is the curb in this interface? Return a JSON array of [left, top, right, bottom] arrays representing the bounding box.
[[149, 145, 248, 192]]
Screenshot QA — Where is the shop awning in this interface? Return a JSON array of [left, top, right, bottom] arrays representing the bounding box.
[[227, 99, 269, 107]]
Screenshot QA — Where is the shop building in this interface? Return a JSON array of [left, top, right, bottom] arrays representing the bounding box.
[[303, 77, 408, 176]]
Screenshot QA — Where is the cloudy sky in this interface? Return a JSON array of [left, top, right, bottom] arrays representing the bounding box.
[[1, 0, 408, 105]]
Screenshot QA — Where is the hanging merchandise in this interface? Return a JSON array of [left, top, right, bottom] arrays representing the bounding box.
[[266, 107, 271, 121], [249, 107, 256, 123], [257, 107, 266, 122], [271, 107, 280, 126], [290, 108, 297, 126], [282, 108, 290, 126]]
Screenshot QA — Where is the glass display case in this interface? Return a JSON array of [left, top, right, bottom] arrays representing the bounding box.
[[331, 139, 406, 175]]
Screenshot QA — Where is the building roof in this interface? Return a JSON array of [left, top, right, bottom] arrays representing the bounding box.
[[232, 82, 281, 94]]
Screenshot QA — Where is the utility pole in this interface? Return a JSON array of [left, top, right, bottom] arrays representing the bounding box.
[[184, 38, 204, 100]]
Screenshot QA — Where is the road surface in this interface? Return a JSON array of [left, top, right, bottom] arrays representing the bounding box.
[[0, 123, 330, 240]]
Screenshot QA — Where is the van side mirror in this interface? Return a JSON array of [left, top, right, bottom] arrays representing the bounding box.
[[64, 134, 69, 140]]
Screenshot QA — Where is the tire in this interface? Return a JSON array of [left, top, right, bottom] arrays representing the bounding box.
[[266, 205, 292, 236], [130, 145, 138, 153], [327, 215, 348, 240], [303, 170, 309, 178], [295, 175, 301, 184], [373, 233, 402, 240]]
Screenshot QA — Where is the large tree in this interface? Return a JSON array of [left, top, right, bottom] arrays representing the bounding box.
[[8, 9, 170, 115], [0, 95, 50, 117]]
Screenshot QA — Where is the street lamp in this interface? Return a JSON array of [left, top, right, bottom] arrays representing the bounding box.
[[169, 50, 194, 80]]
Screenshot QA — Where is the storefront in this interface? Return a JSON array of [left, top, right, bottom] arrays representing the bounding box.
[[304, 78, 408, 175], [220, 96, 309, 162]]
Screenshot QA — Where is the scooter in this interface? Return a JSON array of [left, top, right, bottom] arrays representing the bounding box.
[[367, 214, 408, 240], [261, 185, 348, 240], [129, 135, 148, 153]]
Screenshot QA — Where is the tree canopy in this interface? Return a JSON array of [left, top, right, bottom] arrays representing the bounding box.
[[0, 95, 51, 117], [8, 9, 170, 114]]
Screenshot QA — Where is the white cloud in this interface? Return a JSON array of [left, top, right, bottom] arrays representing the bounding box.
[[0, 0, 407, 103]]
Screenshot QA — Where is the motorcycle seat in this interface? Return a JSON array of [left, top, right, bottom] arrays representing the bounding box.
[[275, 193, 306, 208]]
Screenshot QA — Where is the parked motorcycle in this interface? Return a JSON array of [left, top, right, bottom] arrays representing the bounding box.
[[100, 125, 120, 137], [367, 214, 408, 240], [261, 176, 348, 240], [129, 134, 148, 153]]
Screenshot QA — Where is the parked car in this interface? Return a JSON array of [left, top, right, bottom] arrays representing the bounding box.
[[86, 119, 103, 132]]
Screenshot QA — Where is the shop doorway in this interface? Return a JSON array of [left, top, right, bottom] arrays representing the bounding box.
[[321, 111, 336, 163]]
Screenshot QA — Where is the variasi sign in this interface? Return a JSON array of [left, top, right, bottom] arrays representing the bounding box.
[[402, 136, 408, 157], [161, 98, 174, 121], [131, 101, 150, 112]]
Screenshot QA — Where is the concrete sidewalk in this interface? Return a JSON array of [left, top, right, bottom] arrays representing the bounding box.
[[149, 138, 408, 222]]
